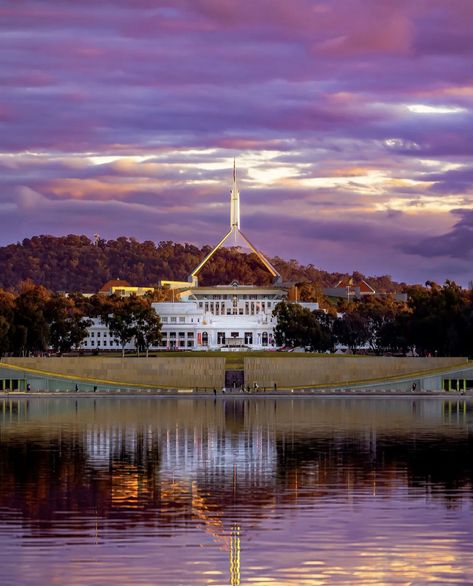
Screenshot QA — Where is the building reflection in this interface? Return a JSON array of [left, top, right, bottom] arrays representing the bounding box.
[[1, 396, 473, 584]]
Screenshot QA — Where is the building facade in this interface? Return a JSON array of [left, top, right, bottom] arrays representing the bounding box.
[[80, 283, 318, 351]]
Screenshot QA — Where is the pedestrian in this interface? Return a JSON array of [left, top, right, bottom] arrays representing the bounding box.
[[274, 382, 277, 392], [75, 383, 79, 392], [26, 383, 31, 392], [411, 382, 417, 392], [213, 387, 217, 396], [93, 385, 97, 393]]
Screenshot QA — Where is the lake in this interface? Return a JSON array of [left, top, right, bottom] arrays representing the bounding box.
[[1, 397, 472, 585]]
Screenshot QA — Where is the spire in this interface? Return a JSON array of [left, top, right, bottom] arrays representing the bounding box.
[[230, 158, 240, 230], [188, 161, 282, 285]]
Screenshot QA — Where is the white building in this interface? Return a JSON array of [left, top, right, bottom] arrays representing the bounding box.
[[155, 283, 317, 350], [80, 163, 318, 352], [80, 283, 318, 351]]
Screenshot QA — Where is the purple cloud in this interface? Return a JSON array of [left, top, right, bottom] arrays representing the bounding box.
[[402, 210, 473, 260], [0, 0, 472, 285]]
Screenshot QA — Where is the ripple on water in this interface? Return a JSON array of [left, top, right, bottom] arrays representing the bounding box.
[[0, 396, 472, 585]]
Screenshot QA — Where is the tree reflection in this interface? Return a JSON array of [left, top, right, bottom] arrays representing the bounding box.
[[0, 397, 472, 537]]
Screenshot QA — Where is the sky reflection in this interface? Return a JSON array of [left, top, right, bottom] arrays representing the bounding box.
[[0, 397, 472, 585]]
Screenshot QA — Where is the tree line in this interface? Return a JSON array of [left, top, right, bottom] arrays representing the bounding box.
[[0, 283, 163, 358], [0, 235, 404, 292], [273, 281, 473, 357]]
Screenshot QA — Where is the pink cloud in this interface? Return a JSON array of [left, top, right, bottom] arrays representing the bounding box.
[[0, 0, 472, 284]]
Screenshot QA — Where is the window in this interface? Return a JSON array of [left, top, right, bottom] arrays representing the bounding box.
[[162, 317, 168, 323], [179, 340, 185, 347], [202, 332, 208, 345], [91, 340, 95, 346], [179, 332, 185, 338], [169, 332, 176, 338], [97, 332, 101, 338], [179, 317, 185, 323], [217, 332, 225, 345], [170, 317, 177, 323], [187, 332, 194, 338], [199, 302, 203, 308], [91, 332, 95, 337], [187, 341, 193, 348]]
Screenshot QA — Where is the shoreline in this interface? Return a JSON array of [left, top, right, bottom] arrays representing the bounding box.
[[1, 390, 471, 399]]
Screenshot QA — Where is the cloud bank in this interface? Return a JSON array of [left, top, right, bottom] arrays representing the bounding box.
[[0, 0, 472, 284]]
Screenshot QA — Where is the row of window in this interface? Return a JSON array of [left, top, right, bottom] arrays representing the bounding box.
[[161, 316, 199, 323], [83, 340, 120, 347], [89, 331, 109, 337], [167, 340, 194, 348], [164, 332, 194, 338], [196, 295, 277, 300]]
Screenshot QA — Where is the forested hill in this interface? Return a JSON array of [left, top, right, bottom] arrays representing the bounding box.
[[0, 235, 404, 293]]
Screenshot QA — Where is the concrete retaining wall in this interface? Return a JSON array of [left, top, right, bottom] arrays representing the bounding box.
[[2, 357, 226, 389], [244, 356, 469, 388]]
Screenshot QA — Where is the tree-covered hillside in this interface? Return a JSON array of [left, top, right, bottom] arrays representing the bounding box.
[[0, 235, 404, 293]]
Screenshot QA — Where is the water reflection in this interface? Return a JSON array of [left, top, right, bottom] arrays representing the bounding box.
[[1, 397, 473, 585]]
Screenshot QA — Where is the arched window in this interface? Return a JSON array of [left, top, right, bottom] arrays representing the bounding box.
[[262, 332, 268, 346], [202, 332, 208, 346]]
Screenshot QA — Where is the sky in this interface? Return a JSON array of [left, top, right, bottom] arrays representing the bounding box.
[[1, 0, 472, 285]]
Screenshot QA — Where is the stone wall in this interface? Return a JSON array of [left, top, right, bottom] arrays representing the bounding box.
[[2, 357, 225, 389], [244, 356, 468, 388]]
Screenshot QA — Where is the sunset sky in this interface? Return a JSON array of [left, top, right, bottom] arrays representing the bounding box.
[[1, 1, 472, 284]]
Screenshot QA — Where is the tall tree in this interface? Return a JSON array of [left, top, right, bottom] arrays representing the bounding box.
[[132, 298, 162, 357], [102, 297, 138, 357], [11, 283, 51, 355], [333, 312, 370, 353], [45, 294, 92, 353], [272, 302, 333, 351], [0, 289, 15, 357]]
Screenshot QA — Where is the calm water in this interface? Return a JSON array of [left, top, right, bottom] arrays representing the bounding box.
[[1, 397, 472, 586]]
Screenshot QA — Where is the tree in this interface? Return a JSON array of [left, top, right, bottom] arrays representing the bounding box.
[[0, 289, 15, 357], [102, 296, 162, 357], [0, 234, 404, 293], [272, 302, 333, 351], [133, 299, 162, 357], [349, 296, 407, 354], [333, 312, 370, 353], [103, 297, 138, 357], [45, 294, 92, 353], [405, 281, 470, 356], [11, 283, 51, 355]]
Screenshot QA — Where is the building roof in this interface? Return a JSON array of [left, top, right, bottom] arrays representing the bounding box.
[[335, 277, 375, 294], [358, 280, 375, 294], [98, 279, 131, 293]]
